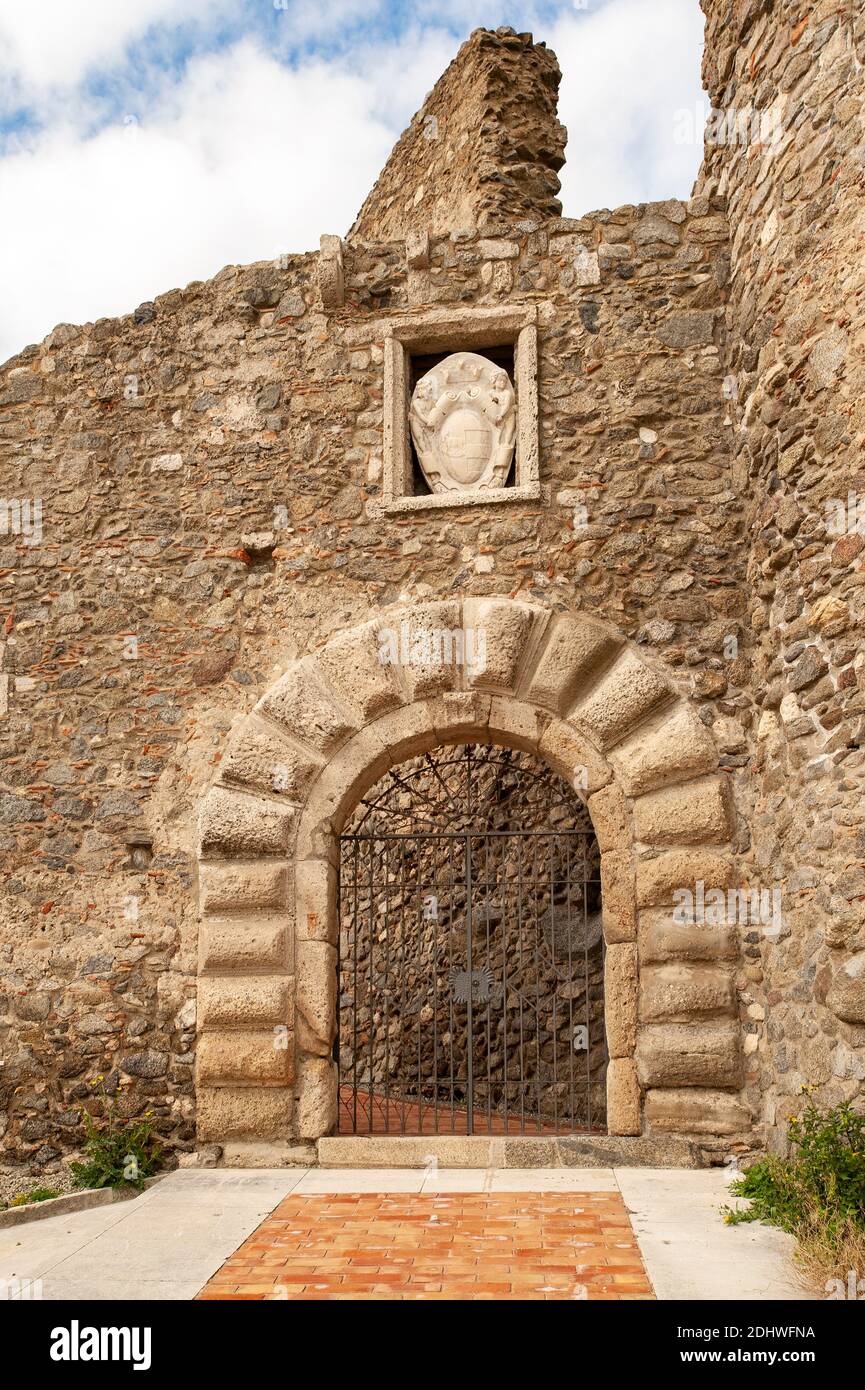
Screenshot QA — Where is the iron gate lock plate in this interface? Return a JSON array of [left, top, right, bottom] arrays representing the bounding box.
[[450, 966, 493, 1004]]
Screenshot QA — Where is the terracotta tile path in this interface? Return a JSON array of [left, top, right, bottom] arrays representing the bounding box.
[[337, 1086, 570, 1135], [197, 1191, 654, 1300]]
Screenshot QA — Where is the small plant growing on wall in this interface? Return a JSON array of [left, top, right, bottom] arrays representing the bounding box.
[[722, 1089, 865, 1286], [70, 1077, 163, 1192], [9, 1188, 61, 1207]]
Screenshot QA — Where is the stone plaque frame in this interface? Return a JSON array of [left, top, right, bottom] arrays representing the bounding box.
[[381, 304, 540, 514]]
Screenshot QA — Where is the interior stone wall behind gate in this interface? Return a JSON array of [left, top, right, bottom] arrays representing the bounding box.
[[0, 194, 750, 1166], [698, 0, 865, 1149]]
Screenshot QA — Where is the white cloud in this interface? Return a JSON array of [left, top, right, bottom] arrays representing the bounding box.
[[0, 1, 707, 364], [336, 25, 469, 127], [0, 0, 222, 96], [273, 0, 386, 45], [551, 0, 705, 213], [0, 40, 397, 360]]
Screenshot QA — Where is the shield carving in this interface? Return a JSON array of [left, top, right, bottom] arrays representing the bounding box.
[[409, 352, 516, 494]]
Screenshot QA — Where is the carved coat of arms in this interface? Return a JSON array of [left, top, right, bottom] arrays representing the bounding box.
[[409, 352, 516, 494]]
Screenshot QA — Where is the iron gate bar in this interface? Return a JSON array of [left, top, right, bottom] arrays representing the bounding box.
[[341, 829, 602, 838], [338, 828, 602, 1137], [350, 744, 588, 835], [518, 835, 525, 1132], [337, 745, 605, 1139], [548, 834, 557, 1132], [423, 751, 463, 821], [465, 833, 473, 1136], [582, 834, 593, 1134], [533, 835, 541, 1128]]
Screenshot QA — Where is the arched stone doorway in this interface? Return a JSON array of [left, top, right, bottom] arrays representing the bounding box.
[[196, 597, 745, 1162], [338, 743, 605, 1137]]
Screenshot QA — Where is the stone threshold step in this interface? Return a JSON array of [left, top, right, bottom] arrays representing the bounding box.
[[317, 1135, 703, 1169]]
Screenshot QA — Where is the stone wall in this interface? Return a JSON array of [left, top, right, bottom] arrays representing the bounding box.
[[351, 27, 566, 240], [698, 0, 865, 1149], [0, 191, 747, 1167], [196, 598, 743, 1161]]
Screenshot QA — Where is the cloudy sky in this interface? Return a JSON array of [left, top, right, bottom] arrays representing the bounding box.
[[0, 0, 707, 364]]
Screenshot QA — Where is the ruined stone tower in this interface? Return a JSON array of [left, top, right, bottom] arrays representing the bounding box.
[[0, 6, 862, 1175], [351, 28, 567, 239]]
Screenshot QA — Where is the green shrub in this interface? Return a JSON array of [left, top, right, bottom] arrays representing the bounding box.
[[722, 1091, 865, 1278], [10, 1188, 61, 1207], [70, 1077, 163, 1192]]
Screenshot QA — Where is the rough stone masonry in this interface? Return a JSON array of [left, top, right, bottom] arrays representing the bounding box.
[[0, 6, 862, 1174]]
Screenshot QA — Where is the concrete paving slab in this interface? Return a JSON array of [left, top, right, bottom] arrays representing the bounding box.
[[615, 1167, 737, 1193], [142, 1168, 308, 1200], [490, 1167, 618, 1191], [0, 1201, 143, 1285], [11, 1168, 306, 1301], [615, 1167, 811, 1301], [421, 1169, 488, 1192], [293, 1167, 427, 1192]]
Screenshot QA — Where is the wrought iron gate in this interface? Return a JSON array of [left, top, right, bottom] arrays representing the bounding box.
[[337, 746, 606, 1136]]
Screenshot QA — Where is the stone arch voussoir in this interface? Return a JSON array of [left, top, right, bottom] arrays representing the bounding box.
[[196, 597, 748, 1160]]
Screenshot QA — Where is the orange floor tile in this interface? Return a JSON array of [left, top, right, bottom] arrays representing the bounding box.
[[337, 1086, 573, 1135], [197, 1191, 655, 1301]]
